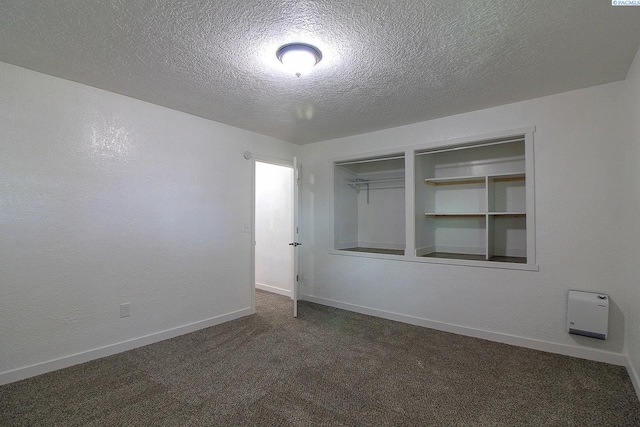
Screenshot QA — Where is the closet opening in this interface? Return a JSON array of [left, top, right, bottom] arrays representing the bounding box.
[[415, 136, 530, 264], [333, 154, 406, 256]]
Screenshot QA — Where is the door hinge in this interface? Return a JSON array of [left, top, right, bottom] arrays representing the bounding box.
[[296, 275, 299, 282]]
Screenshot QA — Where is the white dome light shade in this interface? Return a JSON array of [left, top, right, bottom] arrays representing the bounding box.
[[276, 43, 322, 77]]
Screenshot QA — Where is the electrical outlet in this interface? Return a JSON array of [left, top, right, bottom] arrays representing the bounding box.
[[120, 302, 130, 318]]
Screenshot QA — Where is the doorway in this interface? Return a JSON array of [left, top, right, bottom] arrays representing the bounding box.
[[254, 160, 294, 301]]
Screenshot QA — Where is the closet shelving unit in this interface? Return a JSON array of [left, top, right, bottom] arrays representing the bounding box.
[[416, 139, 528, 264], [424, 173, 525, 215], [331, 129, 535, 268]]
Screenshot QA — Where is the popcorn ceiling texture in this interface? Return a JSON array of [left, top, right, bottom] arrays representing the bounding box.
[[0, 0, 639, 144]]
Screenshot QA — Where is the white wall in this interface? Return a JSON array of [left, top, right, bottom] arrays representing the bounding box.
[[0, 61, 298, 384], [255, 161, 293, 296], [333, 166, 358, 248], [625, 46, 640, 394], [300, 79, 632, 364], [357, 186, 405, 250]]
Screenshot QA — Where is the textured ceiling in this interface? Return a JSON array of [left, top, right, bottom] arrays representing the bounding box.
[[1, 1, 640, 144]]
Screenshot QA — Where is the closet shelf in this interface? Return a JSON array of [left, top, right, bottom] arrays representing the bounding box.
[[425, 212, 526, 218], [491, 173, 525, 182], [489, 212, 526, 217], [424, 177, 484, 186], [347, 177, 405, 190], [424, 172, 525, 186]]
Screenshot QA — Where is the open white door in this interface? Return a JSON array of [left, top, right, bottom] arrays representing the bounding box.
[[290, 157, 301, 317]]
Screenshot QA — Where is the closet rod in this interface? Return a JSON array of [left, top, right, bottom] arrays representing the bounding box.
[[335, 155, 405, 166], [348, 184, 405, 190], [366, 185, 404, 190], [346, 177, 404, 184], [415, 137, 524, 156]]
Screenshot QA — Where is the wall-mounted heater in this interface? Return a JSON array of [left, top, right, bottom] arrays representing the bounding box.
[[567, 290, 609, 340]]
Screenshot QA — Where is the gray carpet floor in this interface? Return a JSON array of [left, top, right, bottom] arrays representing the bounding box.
[[1, 290, 639, 426]]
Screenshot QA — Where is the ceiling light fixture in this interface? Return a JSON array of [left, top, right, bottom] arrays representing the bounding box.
[[276, 43, 322, 77]]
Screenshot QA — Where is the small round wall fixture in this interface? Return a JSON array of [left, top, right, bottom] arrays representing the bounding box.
[[276, 43, 322, 77]]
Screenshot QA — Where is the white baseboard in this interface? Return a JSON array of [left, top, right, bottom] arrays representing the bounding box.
[[302, 294, 627, 366], [627, 357, 640, 402], [0, 307, 253, 386], [256, 282, 292, 298]]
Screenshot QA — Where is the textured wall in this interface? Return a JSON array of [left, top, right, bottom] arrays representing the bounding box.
[[300, 80, 631, 360], [625, 46, 640, 392], [0, 61, 297, 377]]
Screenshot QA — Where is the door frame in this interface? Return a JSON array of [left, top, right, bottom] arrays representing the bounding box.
[[250, 154, 296, 315]]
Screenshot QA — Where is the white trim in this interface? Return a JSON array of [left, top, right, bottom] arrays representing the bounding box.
[[302, 295, 626, 366], [255, 282, 292, 298], [627, 357, 640, 401], [411, 253, 538, 271], [252, 156, 296, 316], [335, 154, 405, 166], [330, 149, 407, 165], [405, 148, 416, 264], [329, 249, 539, 271], [524, 130, 536, 265], [417, 138, 526, 156], [0, 307, 252, 386], [407, 126, 537, 153], [252, 153, 294, 168], [250, 157, 257, 316], [328, 249, 406, 260]]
